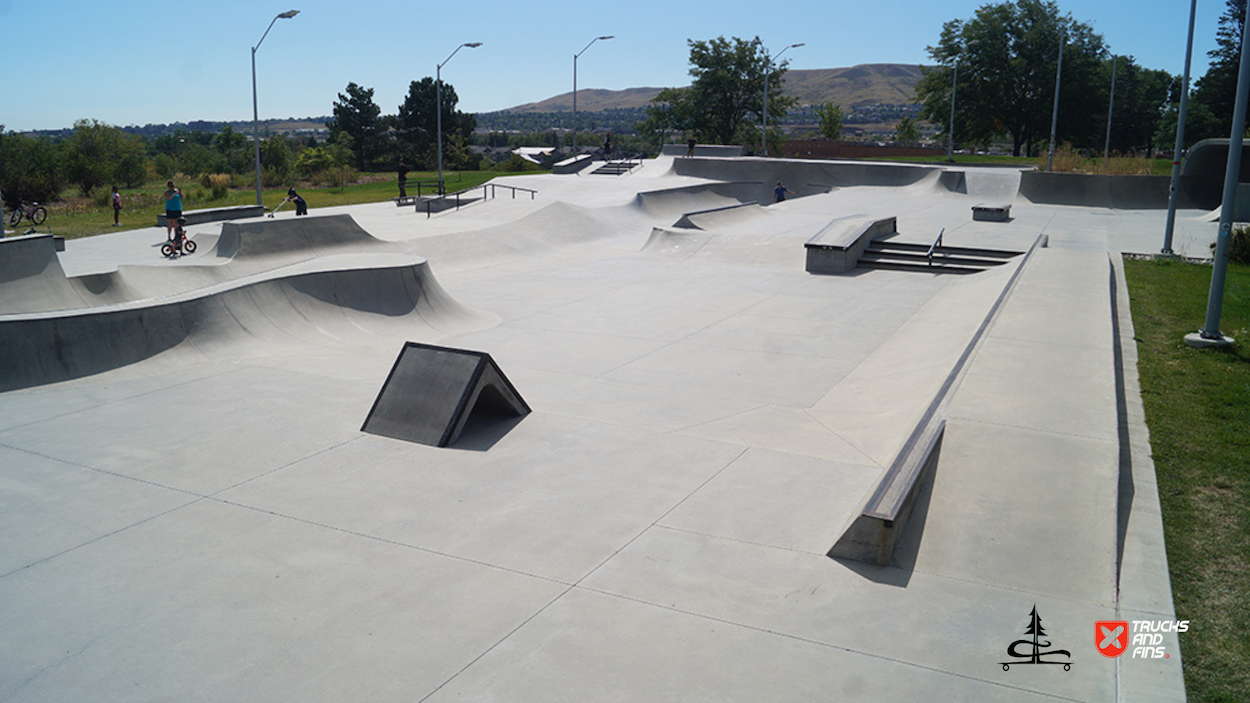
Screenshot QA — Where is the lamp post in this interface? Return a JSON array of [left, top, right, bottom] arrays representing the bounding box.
[[573, 36, 614, 154], [763, 42, 803, 157], [1046, 27, 1065, 171], [1104, 54, 1118, 163], [252, 10, 299, 207], [1186, 4, 1250, 348], [437, 42, 482, 195], [1164, 0, 1199, 255], [948, 57, 960, 161], [946, 39, 978, 162]]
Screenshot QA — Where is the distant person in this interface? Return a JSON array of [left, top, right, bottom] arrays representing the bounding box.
[[163, 181, 182, 240], [686, 137, 696, 157], [603, 133, 612, 161], [284, 187, 308, 216], [773, 181, 794, 203], [112, 186, 122, 226], [397, 160, 408, 198]]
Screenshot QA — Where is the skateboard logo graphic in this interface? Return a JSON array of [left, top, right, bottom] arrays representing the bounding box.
[[1000, 605, 1071, 671], [1096, 621, 1130, 658]]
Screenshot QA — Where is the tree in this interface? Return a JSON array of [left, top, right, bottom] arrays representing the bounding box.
[[0, 127, 65, 205], [638, 87, 694, 146], [329, 82, 388, 170], [895, 117, 921, 145], [61, 119, 148, 196], [1192, 0, 1248, 142], [817, 102, 844, 141], [915, 0, 1109, 156], [640, 36, 796, 148], [213, 125, 250, 174], [395, 77, 477, 169], [1104, 58, 1173, 154]]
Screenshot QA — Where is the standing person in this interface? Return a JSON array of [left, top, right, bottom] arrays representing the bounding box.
[[686, 137, 696, 157], [773, 181, 795, 203], [112, 186, 123, 226], [603, 133, 612, 161], [285, 187, 308, 216], [163, 181, 182, 240], [397, 160, 408, 198]]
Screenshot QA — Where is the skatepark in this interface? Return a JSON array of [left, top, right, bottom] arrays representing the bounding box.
[[0, 152, 1207, 701]]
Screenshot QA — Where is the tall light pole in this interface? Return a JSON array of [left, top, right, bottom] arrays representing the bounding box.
[[948, 57, 960, 161], [1164, 0, 1199, 255], [1104, 54, 1118, 163], [437, 42, 482, 195], [1186, 4, 1250, 348], [946, 39, 978, 162], [1046, 28, 1065, 171], [252, 10, 299, 207], [763, 42, 803, 157], [573, 36, 614, 154]]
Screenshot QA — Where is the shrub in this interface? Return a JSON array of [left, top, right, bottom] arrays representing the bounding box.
[[1213, 224, 1250, 265], [199, 173, 230, 200]]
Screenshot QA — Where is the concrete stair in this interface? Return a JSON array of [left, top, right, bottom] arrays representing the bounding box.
[[859, 240, 1022, 274]]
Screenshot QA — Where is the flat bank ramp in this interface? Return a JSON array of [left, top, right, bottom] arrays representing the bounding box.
[[0, 235, 101, 314], [214, 213, 400, 271], [0, 256, 495, 392]]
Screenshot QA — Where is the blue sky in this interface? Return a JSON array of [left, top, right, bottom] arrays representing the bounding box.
[[1, 0, 1230, 132]]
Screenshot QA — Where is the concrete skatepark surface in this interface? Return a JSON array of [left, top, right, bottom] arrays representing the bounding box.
[[0, 155, 1206, 701]]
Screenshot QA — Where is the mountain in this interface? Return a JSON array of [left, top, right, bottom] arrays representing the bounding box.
[[499, 63, 925, 113]]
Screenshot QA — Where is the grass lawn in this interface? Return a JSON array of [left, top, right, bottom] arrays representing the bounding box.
[[8, 170, 506, 240], [1124, 257, 1250, 703]]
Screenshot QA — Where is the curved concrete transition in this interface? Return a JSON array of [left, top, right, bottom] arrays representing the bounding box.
[[0, 154, 1194, 702]]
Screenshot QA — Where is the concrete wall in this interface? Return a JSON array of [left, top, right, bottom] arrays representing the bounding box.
[[1019, 171, 1194, 210]]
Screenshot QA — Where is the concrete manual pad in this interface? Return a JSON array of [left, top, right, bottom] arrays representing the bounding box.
[[0, 157, 1188, 701]]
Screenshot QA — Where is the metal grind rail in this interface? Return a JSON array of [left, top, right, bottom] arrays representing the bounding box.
[[420, 183, 537, 218]]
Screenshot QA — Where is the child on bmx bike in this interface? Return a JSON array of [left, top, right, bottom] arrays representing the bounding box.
[[161, 217, 197, 258]]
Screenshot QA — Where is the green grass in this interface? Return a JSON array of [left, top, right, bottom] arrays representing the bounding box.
[[1124, 257, 1250, 703], [13, 170, 504, 240]]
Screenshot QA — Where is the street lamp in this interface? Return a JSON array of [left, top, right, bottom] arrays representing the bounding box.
[[251, 9, 299, 207], [1164, 0, 1199, 255], [1104, 54, 1119, 164], [573, 36, 614, 154], [947, 39, 979, 161], [437, 42, 482, 194], [1046, 27, 1065, 171], [763, 42, 803, 156]]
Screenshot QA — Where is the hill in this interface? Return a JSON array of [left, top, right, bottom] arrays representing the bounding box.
[[501, 63, 925, 112]]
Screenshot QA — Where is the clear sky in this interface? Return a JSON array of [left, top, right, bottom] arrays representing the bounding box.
[[0, 0, 1231, 132]]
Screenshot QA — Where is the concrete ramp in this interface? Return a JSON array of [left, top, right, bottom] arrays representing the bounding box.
[[0, 235, 93, 314], [634, 182, 760, 218], [215, 214, 398, 268], [0, 258, 495, 392]]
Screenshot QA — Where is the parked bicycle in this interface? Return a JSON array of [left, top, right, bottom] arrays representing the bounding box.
[[8, 200, 47, 227], [161, 218, 197, 258]]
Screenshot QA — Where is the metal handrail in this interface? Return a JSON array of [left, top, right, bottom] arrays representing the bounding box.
[[927, 228, 945, 267], [421, 182, 537, 218]]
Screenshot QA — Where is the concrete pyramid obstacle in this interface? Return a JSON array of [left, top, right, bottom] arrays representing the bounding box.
[[362, 342, 530, 448]]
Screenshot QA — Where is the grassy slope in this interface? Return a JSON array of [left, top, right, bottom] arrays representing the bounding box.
[[1124, 258, 1250, 703], [15, 170, 502, 240]]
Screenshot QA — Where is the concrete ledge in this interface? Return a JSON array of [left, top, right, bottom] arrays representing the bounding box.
[[828, 232, 1047, 565], [804, 215, 896, 274], [554, 154, 596, 174], [157, 204, 265, 227], [972, 203, 1011, 221], [673, 202, 758, 229], [660, 144, 747, 158]]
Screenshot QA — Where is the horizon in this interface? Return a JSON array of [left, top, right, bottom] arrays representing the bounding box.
[[3, 0, 1229, 133]]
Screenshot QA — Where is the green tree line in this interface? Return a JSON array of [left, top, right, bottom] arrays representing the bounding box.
[[914, 0, 1250, 157]]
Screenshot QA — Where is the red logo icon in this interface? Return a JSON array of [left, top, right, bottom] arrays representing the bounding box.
[[1096, 621, 1129, 658]]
